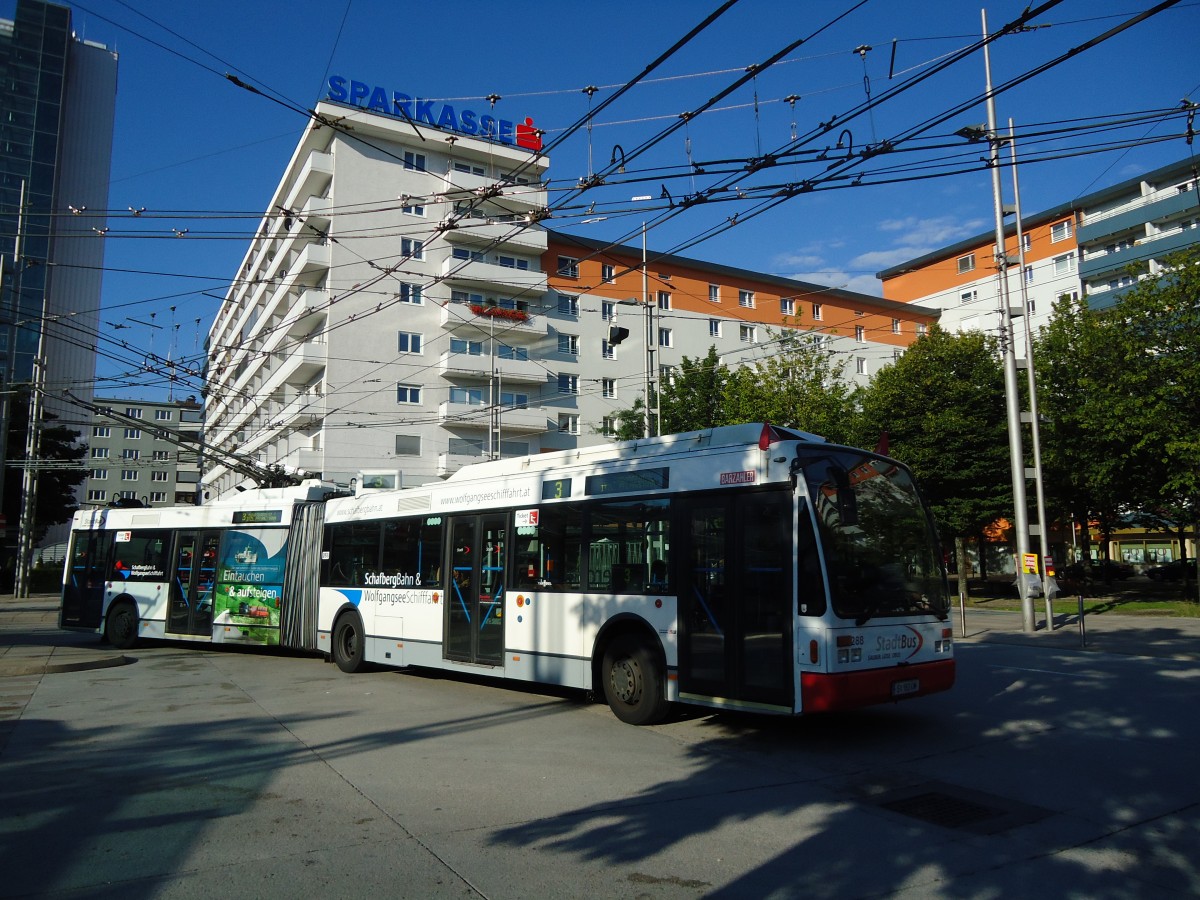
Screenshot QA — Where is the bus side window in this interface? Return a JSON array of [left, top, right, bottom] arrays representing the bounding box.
[[797, 501, 826, 616]]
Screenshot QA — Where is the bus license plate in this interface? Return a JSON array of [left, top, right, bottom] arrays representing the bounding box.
[[892, 678, 919, 697]]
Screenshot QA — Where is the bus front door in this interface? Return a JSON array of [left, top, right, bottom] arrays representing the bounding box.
[[677, 491, 794, 709], [445, 514, 507, 666], [167, 530, 219, 637]]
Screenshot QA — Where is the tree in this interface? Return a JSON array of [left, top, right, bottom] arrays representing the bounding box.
[[2, 400, 87, 587], [1038, 248, 1200, 597], [856, 326, 1012, 596]]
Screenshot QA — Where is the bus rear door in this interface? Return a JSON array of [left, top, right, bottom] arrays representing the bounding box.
[[167, 530, 220, 637]]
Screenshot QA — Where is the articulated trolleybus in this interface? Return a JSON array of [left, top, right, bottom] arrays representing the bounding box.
[[60, 482, 331, 651], [318, 423, 954, 724]]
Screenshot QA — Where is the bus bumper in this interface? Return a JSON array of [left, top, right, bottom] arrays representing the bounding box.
[[800, 659, 956, 712]]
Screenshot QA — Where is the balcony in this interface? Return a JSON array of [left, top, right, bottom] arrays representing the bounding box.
[[438, 402, 548, 433], [1079, 184, 1198, 242], [443, 219, 546, 254], [440, 257, 547, 294], [440, 167, 545, 211], [275, 338, 328, 388], [300, 194, 332, 232], [1079, 227, 1199, 280], [437, 350, 547, 384], [440, 302, 546, 342], [283, 150, 333, 212]]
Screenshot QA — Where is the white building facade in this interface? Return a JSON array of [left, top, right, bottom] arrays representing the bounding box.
[[204, 96, 939, 499]]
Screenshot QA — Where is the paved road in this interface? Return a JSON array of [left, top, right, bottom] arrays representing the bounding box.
[[2, 594, 1199, 898]]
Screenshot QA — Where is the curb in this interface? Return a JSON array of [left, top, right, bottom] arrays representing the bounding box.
[[0, 654, 132, 678]]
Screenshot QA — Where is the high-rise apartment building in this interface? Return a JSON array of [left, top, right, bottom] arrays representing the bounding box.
[[0, 0, 117, 568], [204, 90, 939, 499]]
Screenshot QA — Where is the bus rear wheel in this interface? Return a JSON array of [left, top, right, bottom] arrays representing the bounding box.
[[602, 635, 669, 725], [332, 612, 366, 673], [105, 601, 138, 650]]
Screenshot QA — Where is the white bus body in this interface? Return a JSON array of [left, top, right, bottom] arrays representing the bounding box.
[[317, 424, 955, 724]]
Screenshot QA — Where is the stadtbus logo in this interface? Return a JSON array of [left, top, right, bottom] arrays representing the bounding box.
[[326, 76, 543, 151]]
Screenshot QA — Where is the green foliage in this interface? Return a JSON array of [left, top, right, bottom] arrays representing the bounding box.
[[1037, 248, 1200, 547], [605, 337, 858, 442], [2, 400, 87, 546], [856, 326, 1011, 540]]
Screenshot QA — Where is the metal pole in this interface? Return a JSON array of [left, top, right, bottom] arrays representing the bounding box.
[[641, 222, 657, 438], [1006, 120, 1055, 630], [958, 592, 967, 638], [982, 11, 1035, 633], [1077, 593, 1086, 647]]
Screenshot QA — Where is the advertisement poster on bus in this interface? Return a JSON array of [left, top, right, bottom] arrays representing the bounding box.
[[212, 528, 288, 645]]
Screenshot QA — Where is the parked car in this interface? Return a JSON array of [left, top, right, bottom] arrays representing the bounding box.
[[1145, 559, 1196, 582], [1060, 559, 1134, 582]]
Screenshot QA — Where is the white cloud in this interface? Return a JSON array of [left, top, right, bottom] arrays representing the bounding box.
[[877, 215, 987, 249]]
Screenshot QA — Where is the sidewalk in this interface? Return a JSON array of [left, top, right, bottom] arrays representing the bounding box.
[[0, 592, 129, 677], [953, 604, 1200, 660]]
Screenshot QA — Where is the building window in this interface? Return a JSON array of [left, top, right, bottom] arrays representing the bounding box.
[[121, 470, 138, 482], [1051, 220, 1073, 243], [399, 282, 423, 304], [558, 414, 580, 435], [500, 391, 528, 409], [738, 289, 755, 308], [856, 357, 867, 375], [658, 327, 672, 348], [558, 373, 579, 394], [124, 428, 141, 440], [498, 345, 528, 361], [402, 203, 425, 217], [960, 289, 977, 304], [121, 448, 140, 460], [855, 325, 865, 342], [602, 340, 615, 360], [395, 434, 421, 456], [497, 255, 529, 270], [602, 378, 616, 398], [450, 338, 483, 355], [92, 426, 111, 438], [1053, 252, 1076, 276], [150, 492, 167, 504], [401, 237, 424, 259], [154, 409, 172, 421], [452, 247, 483, 262], [812, 302, 822, 321], [601, 300, 614, 321], [91, 447, 109, 459], [891, 318, 901, 334], [125, 407, 143, 419], [397, 331, 423, 354], [602, 264, 615, 283], [708, 284, 720, 303], [449, 387, 485, 405], [780, 297, 795, 316], [739, 324, 756, 343], [557, 256, 579, 278], [87, 489, 106, 502], [917, 323, 928, 336], [709, 318, 721, 338], [91, 469, 108, 480], [151, 471, 169, 482], [403, 151, 426, 171], [557, 294, 579, 316], [153, 450, 171, 461], [602, 416, 617, 436], [1022, 233, 1032, 252], [657, 291, 671, 310], [397, 384, 421, 404], [558, 334, 580, 355], [957, 253, 976, 274]]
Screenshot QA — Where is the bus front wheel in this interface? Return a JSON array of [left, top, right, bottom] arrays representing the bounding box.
[[105, 601, 139, 650], [602, 635, 669, 725], [332, 612, 366, 674]]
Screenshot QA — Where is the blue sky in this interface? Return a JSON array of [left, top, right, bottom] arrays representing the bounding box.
[[24, 0, 1200, 398]]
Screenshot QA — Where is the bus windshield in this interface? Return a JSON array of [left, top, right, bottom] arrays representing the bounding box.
[[801, 448, 949, 625]]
